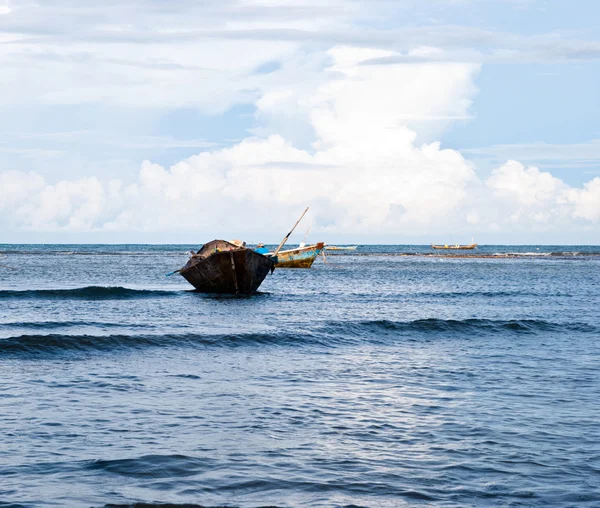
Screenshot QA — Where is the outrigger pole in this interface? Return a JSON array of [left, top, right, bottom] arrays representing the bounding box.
[[273, 207, 309, 256]]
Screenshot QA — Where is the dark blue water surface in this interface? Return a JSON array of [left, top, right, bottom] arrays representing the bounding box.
[[1, 244, 599, 507]]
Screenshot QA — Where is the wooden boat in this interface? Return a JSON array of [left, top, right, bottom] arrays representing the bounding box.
[[273, 242, 325, 268], [174, 207, 313, 291], [431, 243, 477, 250], [178, 240, 275, 294], [325, 245, 357, 251]]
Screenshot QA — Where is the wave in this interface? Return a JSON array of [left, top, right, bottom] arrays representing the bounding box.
[[0, 250, 186, 256], [0, 286, 182, 300], [0, 286, 574, 302], [4, 248, 600, 258], [0, 331, 319, 358], [350, 251, 600, 258], [412, 290, 572, 298], [0, 318, 595, 359], [500, 251, 551, 257], [88, 454, 218, 479], [104, 505, 271, 508], [338, 318, 596, 335], [0, 320, 154, 331], [499, 251, 599, 258], [104, 505, 258, 508]]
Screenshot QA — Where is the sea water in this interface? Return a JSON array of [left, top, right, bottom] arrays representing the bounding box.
[[1, 245, 599, 507]]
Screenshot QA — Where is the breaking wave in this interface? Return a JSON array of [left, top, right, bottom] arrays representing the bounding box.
[[1, 318, 595, 359], [0, 286, 182, 300], [351, 251, 600, 258]]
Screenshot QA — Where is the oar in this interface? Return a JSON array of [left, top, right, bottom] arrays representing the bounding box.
[[273, 207, 309, 255]]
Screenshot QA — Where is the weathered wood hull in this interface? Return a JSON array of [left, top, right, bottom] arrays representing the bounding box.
[[179, 240, 274, 294], [274, 242, 325, 268]]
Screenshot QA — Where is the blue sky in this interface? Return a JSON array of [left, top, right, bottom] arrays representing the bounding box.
[[1, 0, 599, 243]]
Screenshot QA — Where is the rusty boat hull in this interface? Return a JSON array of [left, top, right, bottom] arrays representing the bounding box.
[[179, 240, 274, 294], [273, 242, 325, 268]]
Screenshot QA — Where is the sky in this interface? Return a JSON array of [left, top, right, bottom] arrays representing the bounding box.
[[1, 0, 599, 244]]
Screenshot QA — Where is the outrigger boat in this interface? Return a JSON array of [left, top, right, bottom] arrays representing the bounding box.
[[273, 242, 325, 268], [325, 245, 357, 251], [267, 207, 325, 269], [178, 240, 275, 294], [431, 243, 477, 250]]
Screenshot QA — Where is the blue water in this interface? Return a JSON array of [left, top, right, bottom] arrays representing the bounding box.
[[1, 244, 599, 507]]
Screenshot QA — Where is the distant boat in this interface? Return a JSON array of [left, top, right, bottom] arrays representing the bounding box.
[[325, 245, 357, 251], [273, 242, 325, 268], [178, 240, 274, 294], [431, 243, 477, 250]]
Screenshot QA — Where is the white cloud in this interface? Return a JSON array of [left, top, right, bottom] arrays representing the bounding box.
[[462, 139, 600, 171], [0, 171, 108, 231], [487, 160, 567, 207], [0, 47, 480, 235], [484, 160, 600, 228], [0, 170, 44, 208], [1, 0, 600, 118], [1, 45, 598, 241], [567, 178, 600, 222]]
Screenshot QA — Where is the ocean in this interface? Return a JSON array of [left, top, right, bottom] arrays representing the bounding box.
[[1, 244, 599, 507]]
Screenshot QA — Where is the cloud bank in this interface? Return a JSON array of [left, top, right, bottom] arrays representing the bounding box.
[[1, 45, 599, 242]]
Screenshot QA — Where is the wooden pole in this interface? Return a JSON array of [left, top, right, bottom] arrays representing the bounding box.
[[300, 225, 312, 245], [273, 207, 309, 255]]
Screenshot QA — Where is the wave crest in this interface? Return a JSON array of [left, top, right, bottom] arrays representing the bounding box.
[[0, 318, 595, 359], [0, 286, 181, 300]]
